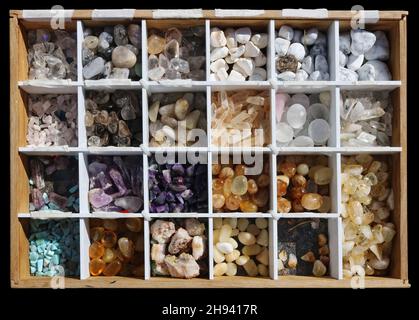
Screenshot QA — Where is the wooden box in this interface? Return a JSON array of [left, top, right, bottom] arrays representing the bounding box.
[[9, 9, 409, 288]]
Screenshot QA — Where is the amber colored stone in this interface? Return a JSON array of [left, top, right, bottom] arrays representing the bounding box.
[[126, 218, 143, 232], [301, 193, 323, 210], [118, 237, 134, 259], [291, 174, 307, 188], [102, 248, 117, 263], [212, 164, 222, 175], [239, 200, 258, 213], [213, 178, 224, 194], [223, 177, 233, 197], [102, 230, 117, 248], [213, 194, 226, 209], [290, 187, 306, 200], [292, 199, 305, 212], [279, 162, 297, 177], [247, 179, 258, 195], [147, 34, 165, 55], [231, 175, 248, 196], [103, 260, 123, 276], [277, 197, 291, 213], [219, 167, 235, 179], [252, 188, 269, 207], [277, 178, 288, 197], [103, 219, 119, 231], [225, 195, 241, 211], [257, 174, 270, 188], [235, 164, 246, 176], [89, 241, 105, 259], [90, 258, 106, 276], [90, 227, 105, 242]]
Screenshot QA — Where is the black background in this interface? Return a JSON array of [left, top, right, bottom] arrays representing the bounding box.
[[1, 0, 417, 317]]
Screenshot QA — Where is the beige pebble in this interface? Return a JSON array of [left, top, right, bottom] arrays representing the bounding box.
[[231, 228, 239, 236], [258, 263, 269, 277], [256, 247, 269, 266], [213, 245, 225, 264], [288, 253, 298, 269], [256, 229, 269, 247], [235, 255, 250, 266], [214, 262, 228, 276], [224, 217, 237, 229], [226, 237, 238, 249], [213, 229, 220, 244], [242, 244, 262, 256], [213, 218, 223, 229], [246, 224, 261, 236], [226, 262, 238, 276], [225, 249, 240, 263], [243, 259, 258, 276], [238, 232, 256, 245], [216, 242, 234, 254], [255, 218, 268, 229], [237, 218, 249, 231], [219, 224, 233, 242]]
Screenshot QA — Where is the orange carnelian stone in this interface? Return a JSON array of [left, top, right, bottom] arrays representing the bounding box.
[[89, 241, 105, 259], [90, 227, 105, 242], [234, 164, 246, 176], [225, 194, 241, 211], [212, 163, 222, 175], [277, 178, 288, 197], [277, 197, 291, 213], [90, 258, 106, 276], [247, 179, 258, 195], [212, 178, 224, 194], [103, 260, 123, 276], [290, 186, 306, 200], [279, 162, 297, 177], [102, 230, 117, 248], [213, 194, 226, 209], [239, 200, 258, 213]]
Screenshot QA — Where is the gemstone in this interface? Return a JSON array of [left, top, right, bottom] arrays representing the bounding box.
[[301, 193, 323, 210], [89, 258, 106, 276]]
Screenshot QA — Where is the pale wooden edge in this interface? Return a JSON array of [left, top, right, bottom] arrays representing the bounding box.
[[10, 9, 408, 20], [11, 276, 411, 288]]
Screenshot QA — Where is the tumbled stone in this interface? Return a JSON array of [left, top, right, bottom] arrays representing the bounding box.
[[111, 46, 137, 68]]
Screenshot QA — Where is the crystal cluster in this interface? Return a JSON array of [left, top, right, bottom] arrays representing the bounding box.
[[29, 156, 79, 212], [27, 29, 77, 80], [341, 154, 395, 277], [85, 90, 141, 147], [149, 92, 207, 147], [27, 94, 78, 147], [150, 219, 207, 278], [88, 156, 143, 212], [147, 26, 206, 81], [212, 157, 270, 213], [82, 24, 141, 80], [89, 218, 144, 277], [340, 91, 392, 147], [29, 219, 79, 277], [276, 92, 331, 147], [148, 158, 208, 213], [213, 218, 269, 277], [211, 90, 270, 147], [277, 155, 332, 213], [278, 218, 329, 276], [209, 27, 267, 81], [275, 26, 329, 81], [339, 30, 392, 81]]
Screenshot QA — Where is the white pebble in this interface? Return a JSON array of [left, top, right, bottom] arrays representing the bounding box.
[[295, 69, 309, 81], [226, 262, 237, 276], [214, 262, 228, 276], [216, 242, 234, 254], [347, 54, 364, 71], [210, 46, 229, 61], [278, 25, 294, 41], [254, 51, 267, 67], [225, 28, 237, 49], [277, 71, 296, 81], [244, 41, 260, 58], [210, 59, 227, 73], [288, 43, 306, 61], [339, 50, 348, 67], [275, 38, 290, 56], [235, 27, 252, 44], [210, 27, 227, 47], [302, 28, 318, 45], [251, 33, 268, 49], [249, 67, 267, 81], [227, 70, 246, 81]]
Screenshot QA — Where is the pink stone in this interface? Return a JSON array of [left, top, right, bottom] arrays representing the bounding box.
[[276, 93, 290, 123]]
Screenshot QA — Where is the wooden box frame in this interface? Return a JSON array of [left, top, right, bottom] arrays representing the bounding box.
[[9, 9, 409, 288]]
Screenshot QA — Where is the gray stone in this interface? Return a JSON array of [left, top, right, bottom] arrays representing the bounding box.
[[350, 29, 376, 55]]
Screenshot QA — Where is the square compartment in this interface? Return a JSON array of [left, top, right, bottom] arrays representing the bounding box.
[[87, 155, 144, 213], [27, 155, 80, 213], [276, 154, 338, 214], [212, 152, 273, 214], [149, 218, 209, 279], [147, 152, 209, 214]]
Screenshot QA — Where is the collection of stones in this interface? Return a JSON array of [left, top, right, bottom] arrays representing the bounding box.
[[149, 92, 207, 147], [209, 27, 267, 81], [277, 155, 332, 213], [29, 156, 79, 212], [213, 218, 269, 277], [29, 219, 80, 277], [211, 90, 270, 147], [27, 29, 77, 80], [88, 156, 143, 213], [339, 29, 392, 81], [89, 219, 144, 277], [83, 24, 141, 80], [150, 219, 207, 278], [149, 158, 208, 213], [275, 26, 329, 81], [340, 91, 392, 147], [85, 90, 142, 147], [276, 92, 331, 147], [341, 154, 395, 277], [278, 218, 329, 276], [148, 26, 206, 81], [27, 94, 78, 147], [212, 158, 270, 213]]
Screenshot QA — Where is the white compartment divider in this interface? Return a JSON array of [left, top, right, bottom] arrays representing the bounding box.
[[205, 20, 211, 82], [87, 147, 143, 155], [79, 218, 90, 279], [142, 88, 150, 150], [337, 81, 402, 91], [206, 85, 212, 149], [77, 20, 84, 83], [141, 20, 148, 82], [328, 21, 339, 81], [84, 80, 141, 90], [328, 217, 343, 279], [18, 80, 79, 94], [208, 217, 214, 279], [208, 151, 214, 215], [331, 86, 340, 148], [143, 219, 151, 279], [269, 217, 278, 280], [18, 147, 80, 155], [330, 152, 339, 214], [78, 86, 87, 148], [268, 20, 275, 82], [142, 153, 150, 216], [335, 153, 342, 215], [78, 152, 90, 214]]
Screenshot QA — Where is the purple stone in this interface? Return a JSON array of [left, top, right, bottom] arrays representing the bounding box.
[[154, 191, 167, 205], [49, 192, 68, 210], [88, 161, 107, 176], [31, 188, 45, 210], [30, 159, 45, 189], [155, 204, 169, 213], [162, 169, 172, 184], [171, 163, 185, 176], [93, 204, 123, 212], [166, 192, 176, 202], [88, 188, 113, 208], [96, 171, 113, 190], [108, 168, 127, 195], [114, 196, 143, 212], [169, 184, 187, 193]]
